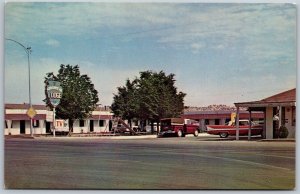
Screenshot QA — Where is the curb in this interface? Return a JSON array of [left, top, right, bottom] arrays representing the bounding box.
[[259, 139, 296, 142], [33, 135, 158, 140], [5, 135, 35, 139]]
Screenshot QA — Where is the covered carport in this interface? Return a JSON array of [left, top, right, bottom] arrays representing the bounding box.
[[234, 88, 296, 140]]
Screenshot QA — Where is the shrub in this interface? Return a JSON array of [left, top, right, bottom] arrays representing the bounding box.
[[278, 126, 289, 138]]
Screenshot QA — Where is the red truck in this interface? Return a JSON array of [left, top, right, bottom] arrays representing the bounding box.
[[158, 118, 200, 137]]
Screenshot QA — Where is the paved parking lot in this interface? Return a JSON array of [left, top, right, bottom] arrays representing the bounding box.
[[4, 136, 295, 189]]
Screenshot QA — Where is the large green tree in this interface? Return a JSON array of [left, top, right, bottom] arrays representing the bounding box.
[[44, 64, 99, 134], [138, 71, 186, 133], [111, 70, 186, 134]]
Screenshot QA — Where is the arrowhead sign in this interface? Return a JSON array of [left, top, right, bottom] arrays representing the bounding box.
[[46, 80, 63, 107]]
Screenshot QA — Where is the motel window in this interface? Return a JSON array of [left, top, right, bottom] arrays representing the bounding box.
[[80, 120, 85, 127], [99, 120, 104, 127], [215, 119, 220, 125], [292, 106, 296, 126], [33, 120, 40, 128], [205, 119, 209, 125], [5, 121, 7, 128]]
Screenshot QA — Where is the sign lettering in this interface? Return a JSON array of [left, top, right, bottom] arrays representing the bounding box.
[[46, 80, 63, 107]]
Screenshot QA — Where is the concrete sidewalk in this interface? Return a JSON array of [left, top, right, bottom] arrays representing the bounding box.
[[50, 133, 209, 139]]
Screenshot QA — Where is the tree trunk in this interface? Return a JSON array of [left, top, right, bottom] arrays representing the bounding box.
[[156, 121, 160, 135], [151, 121, 154, 134], [141, 120, 145, 132], [128, 118, 132, 128], [68, 119, 74, 136]]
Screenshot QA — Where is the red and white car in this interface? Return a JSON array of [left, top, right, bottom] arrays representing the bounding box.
[[206, 120, 263, 138]]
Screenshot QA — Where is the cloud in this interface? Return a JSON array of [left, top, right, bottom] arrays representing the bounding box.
[[4, 3, 296, 106], [45, 39, 60, 47], [190, 42, 205, 53], [5, 3, 182, 40], [5, 3, 296, 56]]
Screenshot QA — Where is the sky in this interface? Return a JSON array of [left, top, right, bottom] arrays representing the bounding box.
[[4, 2, 297, 107]]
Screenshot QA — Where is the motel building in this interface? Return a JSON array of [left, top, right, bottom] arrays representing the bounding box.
[[4, 104, 113, 135], [235, 88, 296, 140], [4, 88, 296, 140]]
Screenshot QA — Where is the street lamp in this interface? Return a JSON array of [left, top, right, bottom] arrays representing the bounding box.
[[6, 38, 33, 136]]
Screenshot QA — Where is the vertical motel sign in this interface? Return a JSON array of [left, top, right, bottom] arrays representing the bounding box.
[[46, 80, 63, 137]]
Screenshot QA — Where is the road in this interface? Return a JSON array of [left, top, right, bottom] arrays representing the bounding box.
[[4, 136, 295, 189]]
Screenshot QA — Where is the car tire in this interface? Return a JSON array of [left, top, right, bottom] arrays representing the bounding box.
[[194, 130, 199, 137], [177, 130, 183, 137], [219, 132, 229, 138], [260, 131, 264, 138]]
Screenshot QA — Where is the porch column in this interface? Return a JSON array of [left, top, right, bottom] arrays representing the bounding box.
[[236, 106, 240, 140], [278, 106, 282, 127], [200, 119, 205, 132], [248, 110, 252, 140], [39, 120, 46, 134], [7, 120, 12, 135], [265, 107, 273, 139], [86, 120, 90, 132]]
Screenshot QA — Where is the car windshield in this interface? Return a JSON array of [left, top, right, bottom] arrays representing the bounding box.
[[239, 121, 249, 126]]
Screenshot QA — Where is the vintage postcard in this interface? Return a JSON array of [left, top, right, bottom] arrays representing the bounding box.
[[4, 2, 296, 189]]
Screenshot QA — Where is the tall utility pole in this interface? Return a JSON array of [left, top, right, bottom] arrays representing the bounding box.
[[6, 38, 33, 136]]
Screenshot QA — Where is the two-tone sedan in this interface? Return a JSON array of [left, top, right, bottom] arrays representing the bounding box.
[[206, 119, 263, 138]]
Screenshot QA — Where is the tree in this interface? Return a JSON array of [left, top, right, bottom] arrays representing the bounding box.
[[111, 70, 186, 134], [137, 71, 186, 133], [111, 79, 139, 127], [44, 64, 99, 134]]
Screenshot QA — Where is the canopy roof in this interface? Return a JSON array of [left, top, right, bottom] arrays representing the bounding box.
[[235, 88, 296, 110]]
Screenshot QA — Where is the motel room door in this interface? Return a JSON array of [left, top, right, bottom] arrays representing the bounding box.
[[20, 120, 25, 134], [46, 122, 51, 133], [90, 120, 94, 132]]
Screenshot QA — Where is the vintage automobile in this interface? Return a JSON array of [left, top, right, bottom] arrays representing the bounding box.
[[158, 118, 199, 137], [206, 119, 263, 138]]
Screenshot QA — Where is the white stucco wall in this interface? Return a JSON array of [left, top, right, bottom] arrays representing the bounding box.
[[71, 119, 111, 133], [5, 128, 20, 135], [5, 120, 48, 135]]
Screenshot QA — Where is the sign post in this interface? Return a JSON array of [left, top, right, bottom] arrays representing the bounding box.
[[46, 80, 63, 137], [27, 107, 37, 136]]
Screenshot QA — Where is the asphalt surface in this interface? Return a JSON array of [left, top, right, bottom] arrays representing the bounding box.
[[4, 135, 295, 189]]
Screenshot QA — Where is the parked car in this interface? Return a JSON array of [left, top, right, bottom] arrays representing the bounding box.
[[132, 125, 142, 132], [158, 118, 199, 137], [206, 119, 263, 138], [145, 123, 160, 133], [113, 124, 129, 133]]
